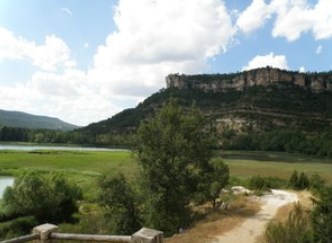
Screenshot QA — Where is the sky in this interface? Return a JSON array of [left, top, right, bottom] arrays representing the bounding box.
[[0, 0, 331, 126]]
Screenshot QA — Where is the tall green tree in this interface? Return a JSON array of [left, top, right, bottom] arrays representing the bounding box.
[[311, 186, 332, 242], [136, 99, 215, 235], [99, 173, 141, 235], [197, 158, 229, 208]]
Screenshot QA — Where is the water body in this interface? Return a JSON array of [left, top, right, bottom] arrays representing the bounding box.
[[0, 144, 128, 152], [0, 177, 14, 199]]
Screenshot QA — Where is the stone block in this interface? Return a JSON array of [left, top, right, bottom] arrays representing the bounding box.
[[131, 227, 163, 243], [33, 223, 58, 240]]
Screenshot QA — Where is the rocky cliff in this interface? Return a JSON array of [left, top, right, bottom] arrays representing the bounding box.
[[166, 67, 332, 93]]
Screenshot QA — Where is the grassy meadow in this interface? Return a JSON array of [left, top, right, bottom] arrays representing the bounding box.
[[0, 150, 137, 201], [1, 149, 332, 201], [218, 151, 332, 184]]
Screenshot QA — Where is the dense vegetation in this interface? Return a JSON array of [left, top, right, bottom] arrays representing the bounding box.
[[0, 126, 91, 144], [222, 128, 332, 158]]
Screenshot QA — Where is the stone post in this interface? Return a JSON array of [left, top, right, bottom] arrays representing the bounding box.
[[33, 223, 58, 242], [131, 227, 163, 243]]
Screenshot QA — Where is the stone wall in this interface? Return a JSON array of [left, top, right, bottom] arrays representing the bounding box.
[[166, 67, 332, 93]]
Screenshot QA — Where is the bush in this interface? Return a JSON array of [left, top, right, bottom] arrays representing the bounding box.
[[0, 216, 37, 240], [288, 171, 310, 190], [264, 204, 312, 243], [249, 176, 286, 190], [309, 173, 325, 193], [2, 172, 82, 224]]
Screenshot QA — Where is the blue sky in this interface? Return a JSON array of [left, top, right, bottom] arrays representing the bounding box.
[[0, 0, 331, 125]]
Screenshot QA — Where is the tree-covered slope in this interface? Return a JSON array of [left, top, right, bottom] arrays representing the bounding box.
[[0, 109, 79, 131], [81, 83, 332, 136]]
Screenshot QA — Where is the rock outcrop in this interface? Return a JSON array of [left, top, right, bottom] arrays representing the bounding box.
[[166, 67, 332, 93]]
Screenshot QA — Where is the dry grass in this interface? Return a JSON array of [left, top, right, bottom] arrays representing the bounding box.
[[165, 196, 261, 243], [273, 190, 313, 223], [255, 190, 313, 243]]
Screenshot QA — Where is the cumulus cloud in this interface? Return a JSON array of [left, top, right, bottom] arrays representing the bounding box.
[[89, 0, 235, 98], [236, 0, 332, 41], [236, 0, 271, 34], [299, 66, 306, 72], [242, 52, 289, 71], [0, 27, 76, 71], [0, 69, 122, 125], [0, 0, 236, 125]]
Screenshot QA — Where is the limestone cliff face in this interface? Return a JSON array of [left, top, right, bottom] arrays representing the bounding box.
[[166, 67, 332, 93]]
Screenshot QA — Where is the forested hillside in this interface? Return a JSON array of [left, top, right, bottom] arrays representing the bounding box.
[[79, 82, 332, 156]]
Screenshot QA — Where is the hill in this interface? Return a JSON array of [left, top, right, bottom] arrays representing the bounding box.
[[0, 109, 79, 131], [82, 68, 332, 134], [79, 67, 332, 155]]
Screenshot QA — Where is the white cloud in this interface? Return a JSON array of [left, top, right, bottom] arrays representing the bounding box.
[[271, 0, 318, 41], [236, 0, 271, 34], [0, 69, 122, 126], [242, 52, 289, 71], [61, 7, 73, 16], [89, 0, 235, 98], [0, 0, 237, 125], [316, 45, 322, 54], [84, 42, 89, 48], [299, 66, 306, 72], [30, 70, 86, 97], [236, 0, 332, 41], [0, 27, 76, 71]]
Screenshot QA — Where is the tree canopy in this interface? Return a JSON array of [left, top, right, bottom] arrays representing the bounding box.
[[135, 99, 223, 235], [3, 172, 82, 224]]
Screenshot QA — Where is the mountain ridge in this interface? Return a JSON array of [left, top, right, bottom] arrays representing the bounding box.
[[166, 67, 332, 93], [0, 109, 79, 131]]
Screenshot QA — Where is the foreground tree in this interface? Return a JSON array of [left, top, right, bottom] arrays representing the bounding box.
[[99, 173, 141, 234], [136, 99, 216, 235], [195, 158, 229, 208], [311, 186, 332, 242], [204, 158, 229, 208], [3, 172, 82, 224]]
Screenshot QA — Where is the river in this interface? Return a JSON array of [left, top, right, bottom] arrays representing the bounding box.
[[0, 144, 128, 152]]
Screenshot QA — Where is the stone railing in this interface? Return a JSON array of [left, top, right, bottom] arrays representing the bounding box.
[[0, 224, 163, 243]]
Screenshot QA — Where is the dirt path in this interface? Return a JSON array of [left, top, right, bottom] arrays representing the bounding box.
[[212, 190, 298, 243]]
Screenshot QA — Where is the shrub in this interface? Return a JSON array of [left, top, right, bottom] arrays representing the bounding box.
[[309, 173, 325, 193], [249, 176, 286, 190], [264, 204, 313, 243], [2, 172, 82, 224], [0, 216, 37, 240], [288, 171, 310, 190]]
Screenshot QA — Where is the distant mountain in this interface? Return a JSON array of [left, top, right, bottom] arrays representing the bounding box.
[[80, 67, 332, 136], [0, 109, 79, 131]]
